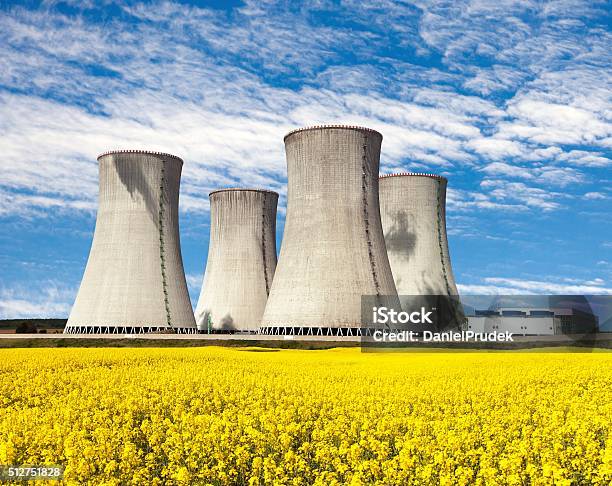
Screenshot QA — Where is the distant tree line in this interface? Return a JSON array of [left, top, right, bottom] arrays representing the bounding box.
[[0, 319, 66, 333]]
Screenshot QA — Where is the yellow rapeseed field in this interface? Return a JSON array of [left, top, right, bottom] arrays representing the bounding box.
[[0, 347, 610, 485]]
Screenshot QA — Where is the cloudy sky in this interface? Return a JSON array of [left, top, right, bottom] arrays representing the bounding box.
[[0, 0, 611, 319]]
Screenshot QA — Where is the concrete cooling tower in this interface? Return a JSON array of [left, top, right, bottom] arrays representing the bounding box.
[[379, 173, 459, 297], [195, 189, 278, 332], [65, 150, 196, 334], [379, 173, 462, 331], [260, 125, 399, 336]]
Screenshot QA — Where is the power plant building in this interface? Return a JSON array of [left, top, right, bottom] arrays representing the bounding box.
[[195, 189, 278, 332], [65, 150, 196, 334], [261, 125, 399, 335], [466, 308, 599, 336]]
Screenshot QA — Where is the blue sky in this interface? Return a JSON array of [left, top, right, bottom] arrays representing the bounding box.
[[0, 0, 611, 320]]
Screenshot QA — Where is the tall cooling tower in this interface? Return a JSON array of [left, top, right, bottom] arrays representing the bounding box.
[[65, 150, 196, 334], [260, 125, 399, 336], [195, 188, 278, 332], [379, 173, 459, 297]]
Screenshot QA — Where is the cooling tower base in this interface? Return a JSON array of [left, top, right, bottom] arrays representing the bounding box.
[[259, 326, 376, 336], [64, 326, 198, 334]]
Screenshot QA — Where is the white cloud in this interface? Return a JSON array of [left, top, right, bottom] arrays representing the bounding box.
[[500, 99, 611, 147], [462, 65, 528, 95], [0, 188, 96, 218], [0, 281, 76, 318], [459, 275, 612, 295], [584, 192, 607, 200], [0, 0, 609, 221], [480, 163, 584, 187], [473, 180, 564, 211], [466, 138, 525, 159], [457, 283, 525, 295], [558, 150, 611, 168], [482, 277, 612, 295], [447, 187, 529, 212], [184, 273, 203, 293]]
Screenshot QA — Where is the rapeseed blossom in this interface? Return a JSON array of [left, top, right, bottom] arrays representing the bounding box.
[[0, 348, 610, 485]]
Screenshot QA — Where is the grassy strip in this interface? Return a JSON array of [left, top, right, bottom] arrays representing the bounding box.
[[0, 338, 357, 350], [0, 338, 609, 350]]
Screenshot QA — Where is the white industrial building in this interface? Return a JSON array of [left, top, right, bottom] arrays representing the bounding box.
[[466, 308, 598, 336]]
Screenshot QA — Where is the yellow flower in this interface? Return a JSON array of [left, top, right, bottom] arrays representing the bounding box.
[[0, 348, 609, 485]]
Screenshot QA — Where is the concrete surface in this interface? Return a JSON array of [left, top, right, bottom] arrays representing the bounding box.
[[379, 173, 459, 297], [65, 150, 196, 333], [261, 125, 399, 331], [195, 189, 278, 332]]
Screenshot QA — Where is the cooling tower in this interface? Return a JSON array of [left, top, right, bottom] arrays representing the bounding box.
[[195, 189, 278, 332], [65, 150, 196, 334], [379, 173, 458, 297], [260, 125, 399, 336], [379, 173, 462, 330]]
